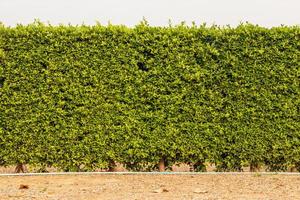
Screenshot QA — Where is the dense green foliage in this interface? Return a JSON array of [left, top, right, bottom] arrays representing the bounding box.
[[0, 21, 299, 171]]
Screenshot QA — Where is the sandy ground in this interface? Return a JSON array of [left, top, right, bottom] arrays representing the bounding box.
[[0, 174, 300, 200]]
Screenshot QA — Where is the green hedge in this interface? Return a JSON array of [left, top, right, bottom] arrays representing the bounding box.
[[0, 21, 299, 171]]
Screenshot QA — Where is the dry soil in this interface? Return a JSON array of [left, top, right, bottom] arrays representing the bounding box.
[[0, 174, 300, 200]]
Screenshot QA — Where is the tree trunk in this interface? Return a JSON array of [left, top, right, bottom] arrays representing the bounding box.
[[15, 163, 28, 173], [189, 161, 206, 172], [250, 163, 260, 172], [289, 166, 297, 172], [158, 158, 165, 172], [108, 160, 117, 172]]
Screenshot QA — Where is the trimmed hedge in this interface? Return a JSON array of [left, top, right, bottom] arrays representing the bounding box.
[[0, 21, 299, 171]]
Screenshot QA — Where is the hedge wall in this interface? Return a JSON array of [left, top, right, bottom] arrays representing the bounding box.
[[0, 21, 299, 171]]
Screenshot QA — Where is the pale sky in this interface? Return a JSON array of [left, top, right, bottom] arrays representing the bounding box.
[[0, 0, 299, 27]]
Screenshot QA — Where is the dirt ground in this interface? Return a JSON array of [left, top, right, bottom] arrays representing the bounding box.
[[0, 174, 300, 200]]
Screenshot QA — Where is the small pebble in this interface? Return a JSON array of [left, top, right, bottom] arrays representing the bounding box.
[[19, 184, 29, 189]]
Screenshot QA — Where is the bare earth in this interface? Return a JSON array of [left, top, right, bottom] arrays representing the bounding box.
[[1, 174, 300, 200]]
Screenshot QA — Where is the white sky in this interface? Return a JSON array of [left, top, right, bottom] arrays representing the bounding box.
[[0, 0, 299, 27]]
